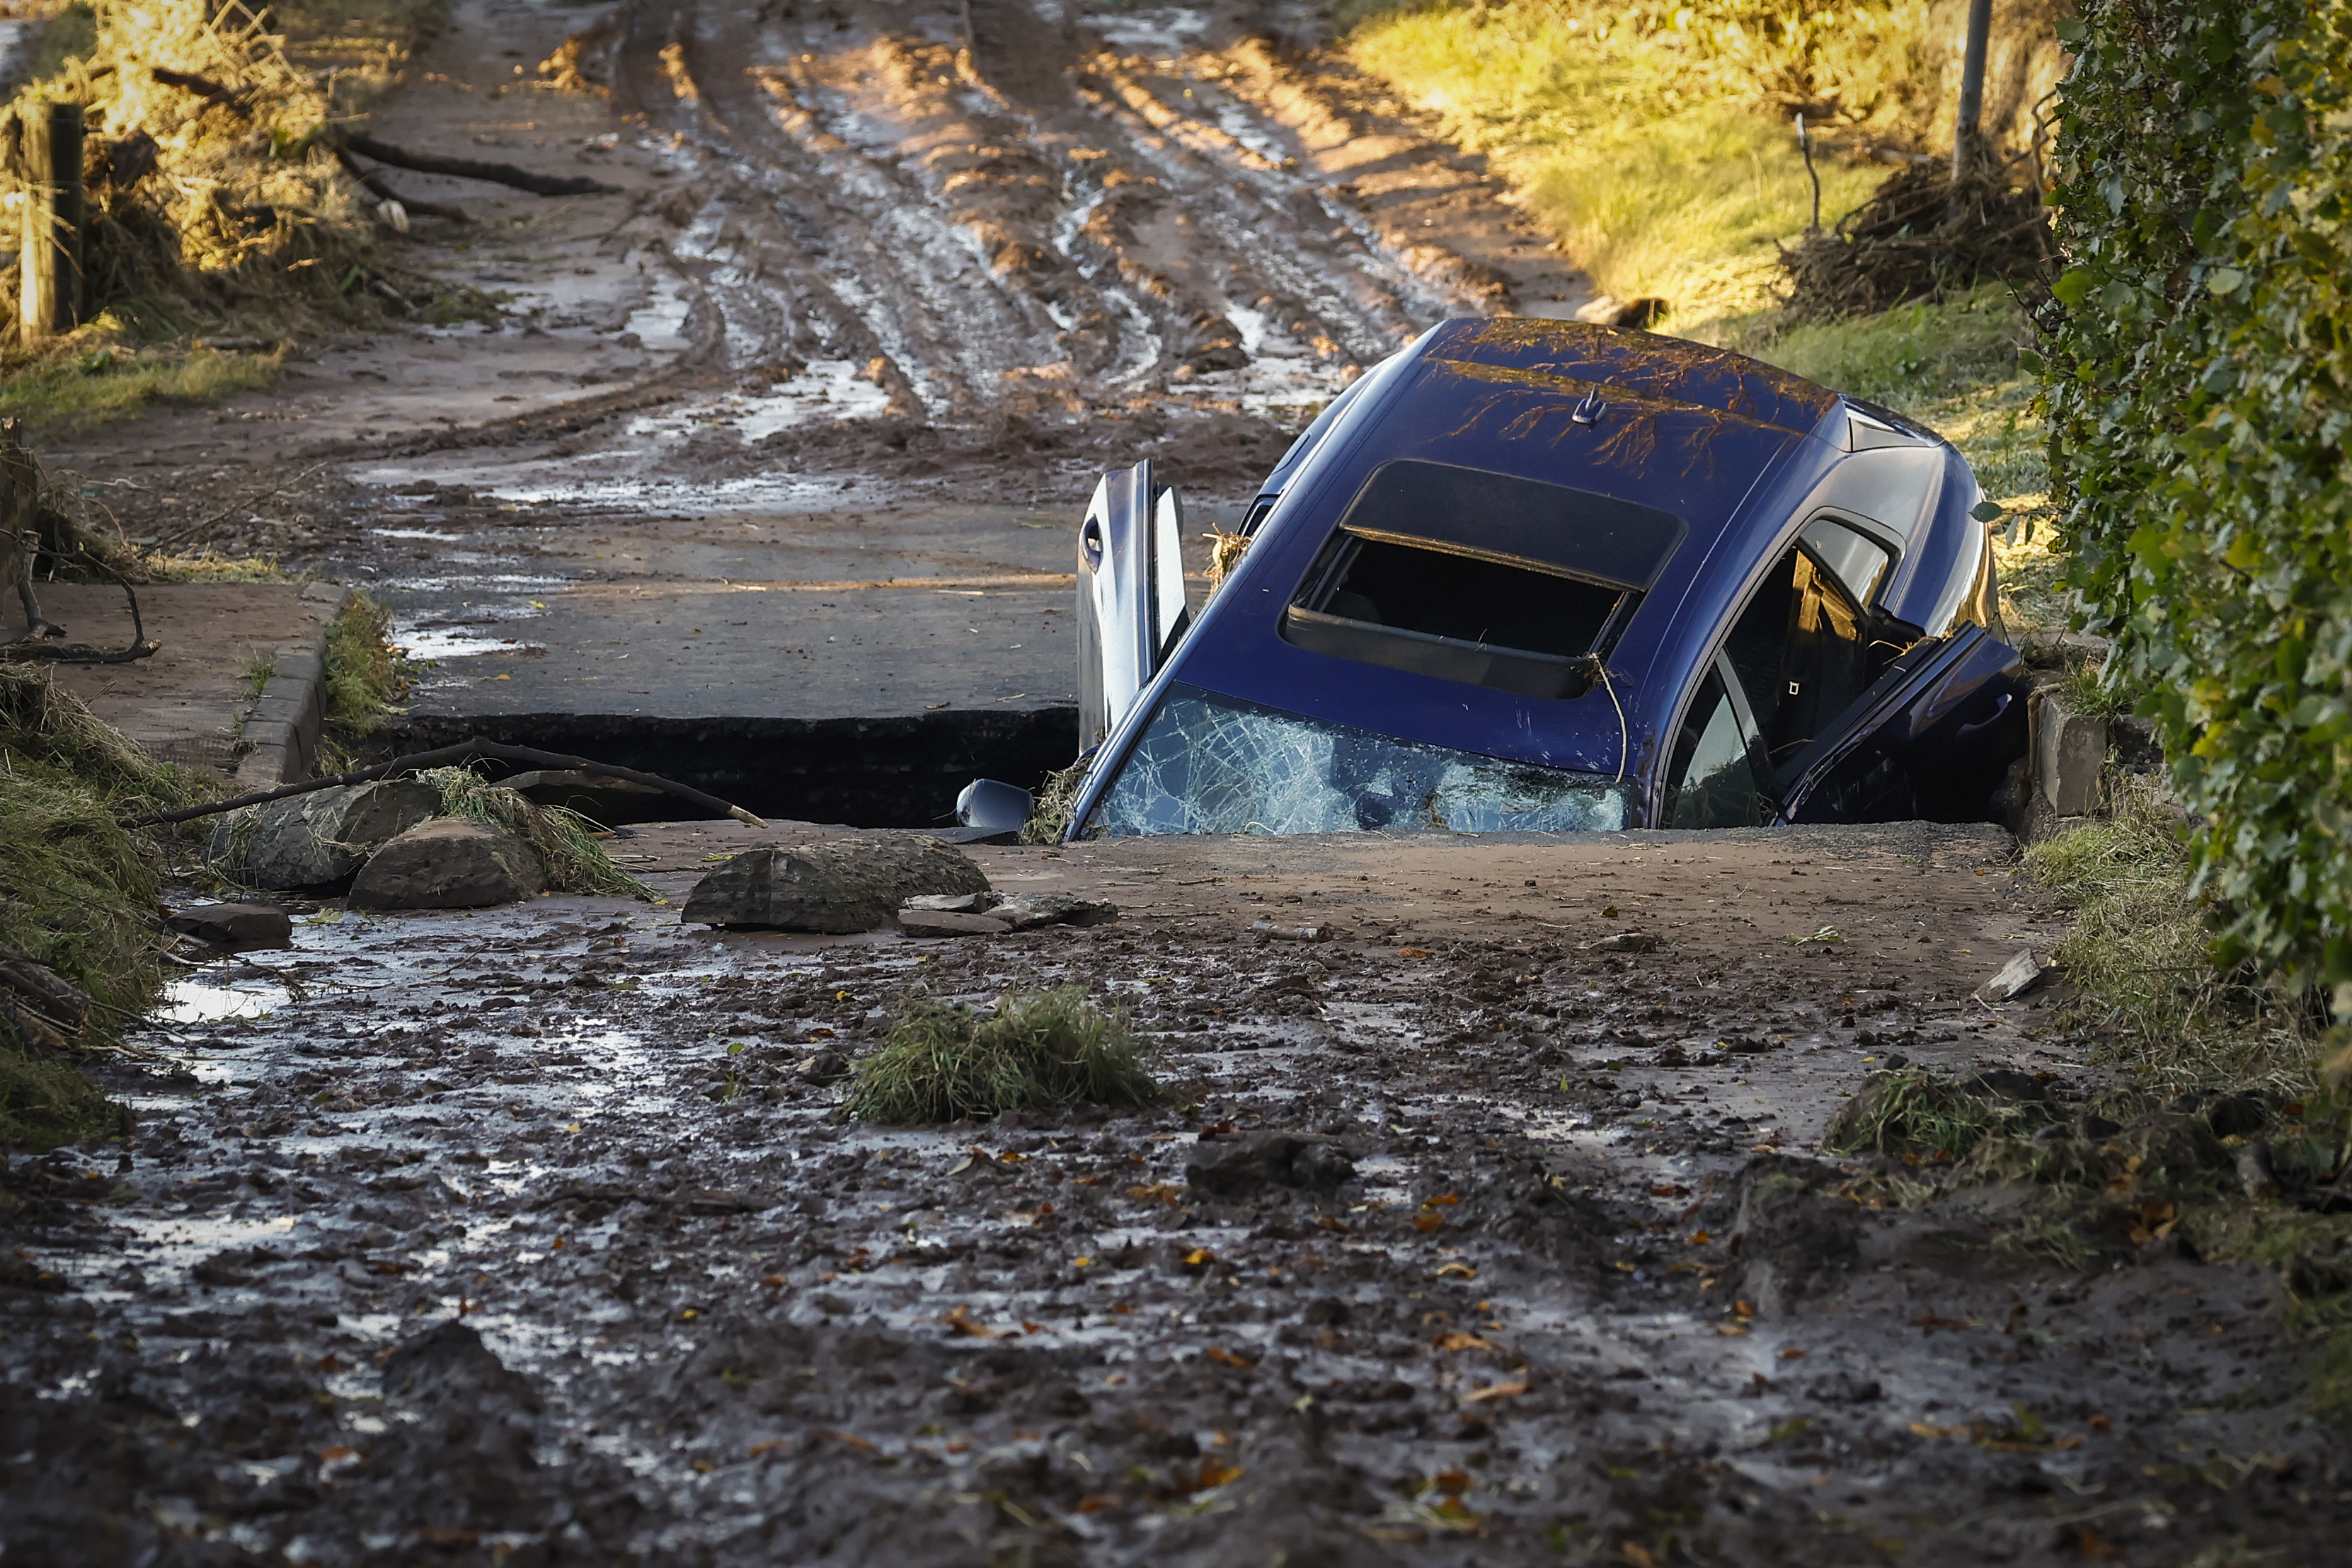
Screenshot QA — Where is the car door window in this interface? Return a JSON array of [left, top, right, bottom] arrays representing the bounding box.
[[1665, 671, 1764, 829], [1720, 539, 1881, 774], [1799, 515, 1892, 605]]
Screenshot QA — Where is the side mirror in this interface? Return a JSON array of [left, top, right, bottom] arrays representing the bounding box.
[[956, 778, 1034, 834]]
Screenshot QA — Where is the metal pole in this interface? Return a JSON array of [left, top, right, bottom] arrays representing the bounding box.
[[20, 101, 84, 340], [1952, 0, 1994, 180]]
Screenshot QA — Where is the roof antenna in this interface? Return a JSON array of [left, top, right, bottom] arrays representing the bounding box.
[[1571, 390, 1605, 426]]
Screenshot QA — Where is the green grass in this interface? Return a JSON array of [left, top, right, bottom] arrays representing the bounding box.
[[322, 592, 410, 734], [1344, 3, 1888, 323], [0, 345, 280, 433], [847, 986, 1161, 1124], [2024, 778, 2314, 1085], [415, 765, 651, 898], [0, 663, 198, 1150]]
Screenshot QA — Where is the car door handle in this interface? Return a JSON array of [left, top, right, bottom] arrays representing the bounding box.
[[1954, 690, 2011, 739]]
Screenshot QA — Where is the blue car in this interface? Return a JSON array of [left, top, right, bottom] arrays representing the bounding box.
[[975, 318, 2024, 840]]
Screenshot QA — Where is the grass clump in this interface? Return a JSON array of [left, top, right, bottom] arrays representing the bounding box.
[[414, 764, 650, 899], [0, 343, 281, 432], [0, 664, 199, 1148], [322, 590, 411, 733], [847, 986, 1161, 1124]]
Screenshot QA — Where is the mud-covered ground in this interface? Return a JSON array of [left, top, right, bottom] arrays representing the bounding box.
[[6, 827, 2340, 1566]]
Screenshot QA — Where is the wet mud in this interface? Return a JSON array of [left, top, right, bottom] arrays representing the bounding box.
[[6, 829, 2341, 1565]]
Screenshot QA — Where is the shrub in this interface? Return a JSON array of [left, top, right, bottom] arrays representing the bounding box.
[[2045, 2, 2352, 1018]]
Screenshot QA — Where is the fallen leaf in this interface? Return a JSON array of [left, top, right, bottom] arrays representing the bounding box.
[[816, 1428, 877, 1454], [1434, 1262, 1477, 1280], [1423, 1193, 1462, 1207], [1731, 1300, 1756, 1319], [1684, 1230, 1712, 1245], [316, 1446, 359, 1463], [1909, 1422, 1970, 1439], [1188, 1459, 1244, 1491], [942, 1304, 1003, 1339], [1125, 1182, 1181, 1206], [1414, 1212, 1445, 1232], [1204, 1346, 1255, 1368], [1398, 946, 1434, 958], [1460, 1380, 1527, 1404], [2076, 1526, 2124, 1560], [1622, 1543, 1658, 1568], [1432, 1468, 1472, 1495], [748, 1439, 788, 1458], [1077, 1494, 1123, 1514], [1072, 1255, 1095, 1269], [1777, 1347, 1808, 1360], [1431, 1330, 1494, 1351], [1183, 1247, 1217, 1267], [759, 1273, 786, 1287], [2089, 1413, 2111, 1433]]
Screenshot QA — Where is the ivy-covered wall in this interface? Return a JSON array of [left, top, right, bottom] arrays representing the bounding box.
[[2047, 1, 2352, 1010]]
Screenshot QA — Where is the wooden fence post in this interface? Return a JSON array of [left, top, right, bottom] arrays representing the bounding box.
[[21, 101, 84, 341]]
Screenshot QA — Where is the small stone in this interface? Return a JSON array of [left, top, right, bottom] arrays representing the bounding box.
[[902, 891, 999, 915], [348, 819, 544, 910], [898, 909, 1011, 938], [166, 902, 293, 949], [1186, 1131, 1355, 1197], [1977, 949, 2045, 1003], [1582, 931, 1660, 954]]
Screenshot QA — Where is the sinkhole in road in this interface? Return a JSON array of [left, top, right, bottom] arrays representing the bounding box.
[[383, 707, 1079, 830]]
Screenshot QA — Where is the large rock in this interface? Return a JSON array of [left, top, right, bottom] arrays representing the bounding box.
[[348, 819, 544, 910], [684, 835, 989, 933], [1186, 1131, 1356, 1198], [165, 902, 293, 949], [206, 780, 440, 890]]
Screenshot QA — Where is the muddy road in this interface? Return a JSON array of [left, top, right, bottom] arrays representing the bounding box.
[[6, 826, 2341, 1567], [7, 1, 2349, 1563]]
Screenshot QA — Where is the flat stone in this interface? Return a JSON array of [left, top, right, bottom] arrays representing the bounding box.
[[1978, 949, 2046, 1003], [1186, 1131, 1356, 1197], [165, 902, 293, 949], [683, 834, 989, 933], [898, 908, 1012, 937], [1582, 930, 1660, 954], [903, 891, 997, 915], [992, 893, 1118, 930], [206, 780, 440, 890], [348, 819, 544, 910]]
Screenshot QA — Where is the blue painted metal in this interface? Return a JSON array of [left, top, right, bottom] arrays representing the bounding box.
[[1064, 318, 2023, 836]]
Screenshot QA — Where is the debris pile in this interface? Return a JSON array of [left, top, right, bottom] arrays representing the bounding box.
[[1779, 165, 2055, 320]]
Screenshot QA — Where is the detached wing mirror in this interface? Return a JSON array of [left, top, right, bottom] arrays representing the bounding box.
[[956, 778, 1034, 835], [1076, 461, 1193, 748]]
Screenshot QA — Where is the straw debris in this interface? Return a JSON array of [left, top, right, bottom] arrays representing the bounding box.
[[413, 764, 650, 899], [847, 986, 1161, 1124]]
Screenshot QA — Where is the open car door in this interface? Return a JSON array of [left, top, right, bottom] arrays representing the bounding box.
[[1773, 623, 2026, 824], [1076, 460, 1191, 749]]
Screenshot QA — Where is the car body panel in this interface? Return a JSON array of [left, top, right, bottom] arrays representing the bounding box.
[[1062, 318, 2024, 839]]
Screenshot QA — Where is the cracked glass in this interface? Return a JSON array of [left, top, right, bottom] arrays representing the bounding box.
[[1085, 684, 1627, 837]]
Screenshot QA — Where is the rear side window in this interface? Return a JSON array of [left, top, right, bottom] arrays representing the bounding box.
[[1282, 461, 1687, 701]]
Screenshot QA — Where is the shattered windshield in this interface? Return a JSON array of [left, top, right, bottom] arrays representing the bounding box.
[[1084, 684, 1627, 837]]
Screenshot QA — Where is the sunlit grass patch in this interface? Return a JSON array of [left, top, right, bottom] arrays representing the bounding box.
[[142, 550, 289, 584], [322, 591, 412, 733], [848, 986, 1161, 1124], [0, 345, 280, 433], [2025, 779, 2316, 1085]]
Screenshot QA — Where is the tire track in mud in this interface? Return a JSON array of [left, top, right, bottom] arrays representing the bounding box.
[[577, 0, 1585, 435]]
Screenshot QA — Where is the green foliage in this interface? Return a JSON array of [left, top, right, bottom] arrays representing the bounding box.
[[847, 986, 1161, 1124], [2046, 2, 2352, 1015], [322, 591, 408, 733], [0, 345, 280, 432]]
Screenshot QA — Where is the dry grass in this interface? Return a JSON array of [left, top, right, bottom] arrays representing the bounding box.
[[847, 986, 1161, 1124], [2026, 777, 2318, 1087], [322, 590, 409, 732], [414, 764, 650, 899]]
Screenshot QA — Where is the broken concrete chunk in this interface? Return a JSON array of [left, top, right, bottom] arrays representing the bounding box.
[[1249, 919, 1331, 942], [991, 893, 1118, 930], [684, 834, 989, 933], [1977, 949, 2045, 1003], [903, 891, 999, 915], [348, 819, 544, 910], [1186, 1131, 1356, 1197], [898, 909, 1013, 938], [2033, 691, 2109, 817], [206, 780, 440, 890], [166, 902, 293, 949]]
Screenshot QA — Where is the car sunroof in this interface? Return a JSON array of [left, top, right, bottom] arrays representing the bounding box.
[[1278, 461, 1682, 700]]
